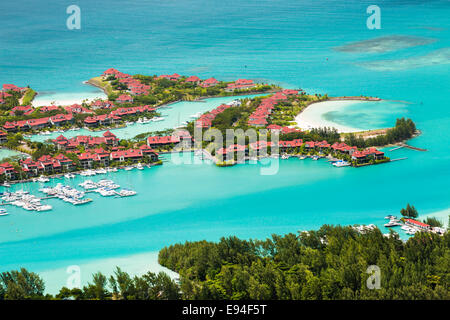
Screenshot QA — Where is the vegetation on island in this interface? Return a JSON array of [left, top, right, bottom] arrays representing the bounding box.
[[101, 74, 278, 107], [344, 118, 417, 148], [400, 203, 419, 219], [0, 225, 448, 300], [158, 225, 449, 300]]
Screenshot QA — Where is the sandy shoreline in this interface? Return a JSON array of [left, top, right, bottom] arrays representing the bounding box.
[[293, 99, 380, 133], [32, 83, 107, 107]]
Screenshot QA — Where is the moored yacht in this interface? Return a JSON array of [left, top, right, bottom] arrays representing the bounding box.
[[37, 175, 50, 183], [333, 160, 350, 167]]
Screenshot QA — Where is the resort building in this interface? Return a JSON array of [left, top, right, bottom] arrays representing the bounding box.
[[185, 76, 201, 84], [158, 73, 181, 81], [195, 104, 232, 129], [200, 77, 219, 88], [404, 219, 431, 231], [2, 84, 27, 93], [116, 94, 133, 104], [64, 104, 92, 114], [102, 68, 119, 80], [10, 105, 33, 116], [216, 144, 248, 161], [147, 135, 180, 148], [78, 152, 96, 169], [39, 105, 61, 113], [225, 79, 256, 92], [247, 92, 290, 128], [0, 162, 17, 180], [351, 147, 385, 164], [2, 113, 77, 132], [20, 158, 40, 176], [53, 131, 119, 151], [91, 100, 115, 110], [84, 114, 121, 127], [0, 130, 7, 144], [49, 114, 74, 127]]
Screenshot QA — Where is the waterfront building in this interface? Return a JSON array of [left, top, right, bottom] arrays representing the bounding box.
[[404, 219, 431, 231], [0, 162, 17, 180]]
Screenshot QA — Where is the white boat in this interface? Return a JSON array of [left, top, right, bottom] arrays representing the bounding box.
[[152, 117, 165, 122], [96, 187, 116, 197], [95, 168, 107, 174], [64, 173, 76, 179], [124, 166, 134, 171], [0, 209, 8, 216], [299, 156, 306, 160], [80, 170, 96, 176], [136, 163, 144, 170], [37, 176, 50, 183], [333, 160, 350, 167], [384, 215, 396, 220], [384, 221, 401, 227], [107, 167, 118, 172], [118, 189, 137, 197], [281, 154, 289, 160], [312, 156, 319, 161], [36, 205, 52, 211], [137, 117, 152, 124]]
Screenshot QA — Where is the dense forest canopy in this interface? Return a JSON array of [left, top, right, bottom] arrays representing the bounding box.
[[158, 225, 449, 300], [2, 225, 446, 300]]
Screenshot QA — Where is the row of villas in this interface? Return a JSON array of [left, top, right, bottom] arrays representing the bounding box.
[[2, 103, 156, 131], [195, 104, 233, 129], [0, 145, 160, 180], [76, 145, 159, 169], [224, 79, 256, 92], [102, 68, 151, 96], [215, 139, 385, 162], [248, 89, 298, 127], [159, 73, 219, 88], [84, 105, 156, 127], [8, 104, 91, 117], [146, 130, 193, 149], [105, 68, 222, 90], [3, 114, 74, 132], [53, 131, 119, 151]]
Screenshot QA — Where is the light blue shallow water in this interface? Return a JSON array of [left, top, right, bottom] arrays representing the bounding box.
[[0, 0, 449, 292]]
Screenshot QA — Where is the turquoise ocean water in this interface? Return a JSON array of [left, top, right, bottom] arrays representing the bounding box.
[[0, 0, 449, 292]]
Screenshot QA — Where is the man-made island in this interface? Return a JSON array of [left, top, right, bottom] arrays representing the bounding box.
[[0, 69, 420, 185]]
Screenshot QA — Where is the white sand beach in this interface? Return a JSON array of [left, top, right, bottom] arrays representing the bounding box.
[[32, 91, 107, 107], [293, 100, 371, 133]]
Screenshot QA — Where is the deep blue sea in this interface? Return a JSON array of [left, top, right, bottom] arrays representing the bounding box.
[[0, 0, 449, 292]]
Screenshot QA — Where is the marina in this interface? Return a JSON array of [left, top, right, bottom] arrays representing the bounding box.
[[0, 174, 137, 213]]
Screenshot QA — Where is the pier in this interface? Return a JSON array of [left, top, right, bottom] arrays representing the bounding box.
[[398, 143, 427, 152], [389, 146, 404, 152], [390, 157, 408, 162]]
